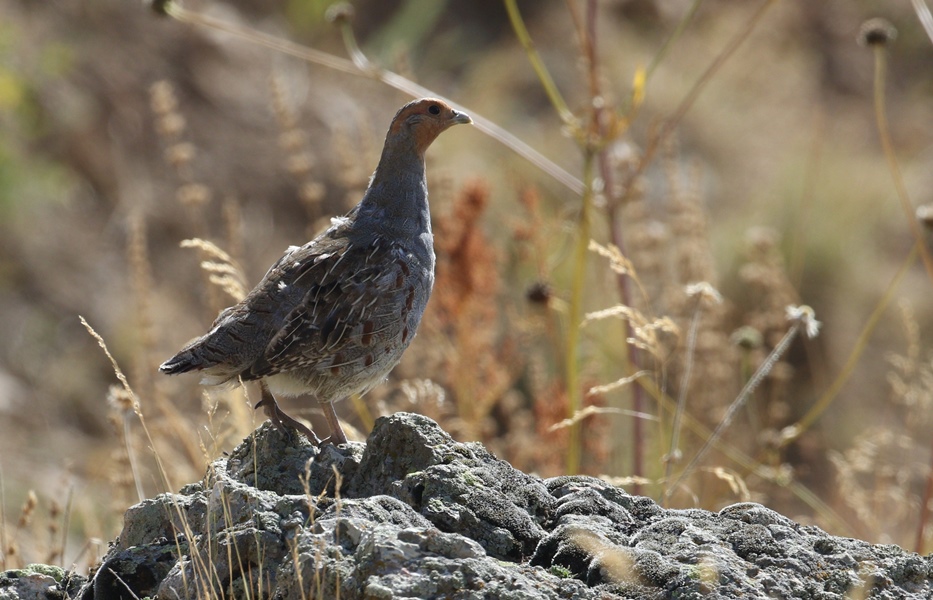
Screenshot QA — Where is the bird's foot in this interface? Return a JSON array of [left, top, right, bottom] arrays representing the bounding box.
[[255, 385, 323, 446]]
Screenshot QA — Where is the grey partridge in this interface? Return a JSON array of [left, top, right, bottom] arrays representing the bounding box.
[[160, 98, 471, 445]]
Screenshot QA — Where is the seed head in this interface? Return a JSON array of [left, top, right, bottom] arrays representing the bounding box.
[[731, 326, 763, 350], [525, 281, 552, 305], [326, 3, 355, 25], [149, 0, 171, 17], [858, 18, 897, 47]]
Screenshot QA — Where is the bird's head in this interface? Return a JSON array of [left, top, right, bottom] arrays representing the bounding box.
[[388, 98, 472, 155]]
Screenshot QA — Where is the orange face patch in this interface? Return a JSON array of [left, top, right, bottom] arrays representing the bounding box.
[[387, 98, 466, 154]]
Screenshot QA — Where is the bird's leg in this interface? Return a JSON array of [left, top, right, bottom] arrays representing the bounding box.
[[255, 381, 322, 446], [318, 399, 349, 446]]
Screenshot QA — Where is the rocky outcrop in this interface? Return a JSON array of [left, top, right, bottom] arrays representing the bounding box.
[[4, 413, 932, 599]]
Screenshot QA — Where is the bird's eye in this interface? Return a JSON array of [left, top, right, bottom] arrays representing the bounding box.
[[428, 104, 441, 115]]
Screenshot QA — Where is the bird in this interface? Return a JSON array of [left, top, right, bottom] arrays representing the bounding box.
[[160, 98, 472, 445]]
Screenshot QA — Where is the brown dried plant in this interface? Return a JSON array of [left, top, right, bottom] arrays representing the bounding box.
[[586, 143, 829, 512], [735, 227, 802, 447], [149, 80, 213, 229], [663, 157, 737, 421], [127, 213, 157, 409], [830, 302, 933, 547], [149, 79, 229, 318], [428, 180, 521, 441], [0, 488, 76, 570], [630, 160, 740, 501]]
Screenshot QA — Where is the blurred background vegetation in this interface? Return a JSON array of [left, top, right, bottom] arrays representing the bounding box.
[[2, 0, 933, 570]]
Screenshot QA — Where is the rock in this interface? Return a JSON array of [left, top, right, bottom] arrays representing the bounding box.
[[0, 564, 85, 600], [4, 413, 931, 599], [348, 412, 555, 561]]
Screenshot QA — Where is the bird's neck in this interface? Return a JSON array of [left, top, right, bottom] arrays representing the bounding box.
[[358, 138, 431, 231]]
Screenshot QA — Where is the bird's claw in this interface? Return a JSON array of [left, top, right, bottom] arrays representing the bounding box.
[[314, 435, 342, 447], [254, 394, 323, 446]]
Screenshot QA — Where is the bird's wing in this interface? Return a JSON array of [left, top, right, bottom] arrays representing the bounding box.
[[247, 235, 408, 378]]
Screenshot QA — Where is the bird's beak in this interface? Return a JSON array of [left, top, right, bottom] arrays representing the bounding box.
[[451, 110, 472, 125]]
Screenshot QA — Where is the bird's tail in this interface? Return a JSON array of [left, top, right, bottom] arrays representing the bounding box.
[[159, 348, 201, 375], [159, 341, 241, 387]]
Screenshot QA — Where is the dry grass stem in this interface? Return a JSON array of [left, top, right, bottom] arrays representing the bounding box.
[[666, 306, 820, 501], [588, 240, 649, 306], [547, 404, 658, 433], [180, 238, 248, 302], [128, 213, 157, 406], [570, 529, 638, 585], [702, 467, 751, 502], [664, 290, 710, 495], [865, 21, 933, 286], [80, 317, 180, 499], [81, 317, 138, 413], [587, 370, 651, 397], [914, 0, 933, 44], [584, 305, 679, 361], [107, 385, 145, 502]]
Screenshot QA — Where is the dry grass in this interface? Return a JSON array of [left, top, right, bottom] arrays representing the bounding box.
[[2, 0, 933, 579]]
